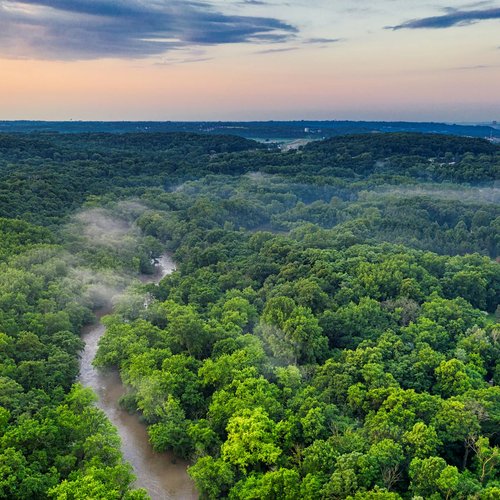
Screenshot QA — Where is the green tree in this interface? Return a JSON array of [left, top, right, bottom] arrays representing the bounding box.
[[188, 456, 235, 500], [221, 408, 281, 472], [148, 396, 192, 458]]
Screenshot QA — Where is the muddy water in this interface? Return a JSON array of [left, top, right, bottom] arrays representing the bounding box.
[[79, 255, 198, 500]]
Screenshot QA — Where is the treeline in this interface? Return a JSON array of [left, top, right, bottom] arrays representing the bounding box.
[[0, 224, 153, 498], [0, 131, 498, 498], [305, 133, 498, 158], [0, 132, 498, 226], [0, 132, 262, 225], [1, 120, 499, 140], [135, 174, 499, 258]]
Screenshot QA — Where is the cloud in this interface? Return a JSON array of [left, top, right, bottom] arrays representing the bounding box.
[[255, 46, 299, 54], [451, 63, 500, 70], [255, 36, 342, 54], [0, 0, 297, 60], [155, 56, 214, 66], [388, 7, 500, 30], [304, 37, 342, 44]]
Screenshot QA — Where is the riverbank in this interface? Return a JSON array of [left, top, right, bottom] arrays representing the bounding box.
[[79, 255, 197, 500]]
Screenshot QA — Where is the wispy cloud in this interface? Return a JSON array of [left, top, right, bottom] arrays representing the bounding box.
[[451, 63, 500, 70], [0, 0, 297, 60], [255, 36, 341, 54], [304, 37, 342, 44], [255, 47, 299, 54], [388, 7, 500, 30], [154, 55, 214, 66]]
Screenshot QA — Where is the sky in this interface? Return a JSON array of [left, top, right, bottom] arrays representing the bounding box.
[[0, 0, 499, 121]]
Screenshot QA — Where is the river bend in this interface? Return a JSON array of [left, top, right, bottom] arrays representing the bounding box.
[[79, 255, 197, 500]]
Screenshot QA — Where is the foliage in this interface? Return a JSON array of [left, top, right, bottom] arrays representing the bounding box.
[[0, 131, 498, 498]]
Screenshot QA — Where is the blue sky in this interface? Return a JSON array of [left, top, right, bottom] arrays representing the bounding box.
[[0, 0, 498, 120]]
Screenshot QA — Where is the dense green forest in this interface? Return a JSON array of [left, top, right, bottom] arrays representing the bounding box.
[[0, 131, 498, 499]]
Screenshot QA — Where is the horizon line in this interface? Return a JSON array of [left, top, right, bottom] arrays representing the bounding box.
[[0, 119, 498, 125]]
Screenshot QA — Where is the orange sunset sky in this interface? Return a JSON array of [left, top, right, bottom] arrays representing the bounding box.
[[0, 1, 499, 121]]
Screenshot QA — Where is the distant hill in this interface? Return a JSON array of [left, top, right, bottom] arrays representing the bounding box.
[[0, 119, 499, 141], [304, 132, 499, 156]]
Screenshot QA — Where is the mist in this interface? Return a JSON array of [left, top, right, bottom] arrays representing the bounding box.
[[362, 185, 500, 204], [39, 200, 168, 313]]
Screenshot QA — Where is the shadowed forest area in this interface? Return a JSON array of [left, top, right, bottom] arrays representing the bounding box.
[[0, 131, 499, 499]]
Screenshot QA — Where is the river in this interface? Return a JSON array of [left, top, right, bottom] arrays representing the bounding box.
[[79, 255, 198, 500]]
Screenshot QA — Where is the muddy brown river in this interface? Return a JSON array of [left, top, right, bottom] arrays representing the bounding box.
[[79, 255, 198, 500]]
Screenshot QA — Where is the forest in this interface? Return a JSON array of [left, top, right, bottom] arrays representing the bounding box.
[[1, 120, 499, 140], [0, 131, 498, 499]]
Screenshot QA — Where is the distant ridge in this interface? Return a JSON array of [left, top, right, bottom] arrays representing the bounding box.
[[0, 120, 498, 140]]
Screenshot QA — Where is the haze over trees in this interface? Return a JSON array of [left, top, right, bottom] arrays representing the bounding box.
[[0, 131, 498, 499], [1, 120, 499, 140]]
